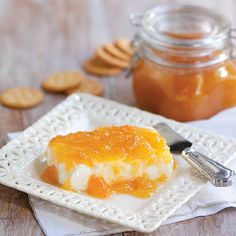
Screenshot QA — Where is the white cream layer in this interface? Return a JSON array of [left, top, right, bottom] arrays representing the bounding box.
[[46, 148, 173, 191]]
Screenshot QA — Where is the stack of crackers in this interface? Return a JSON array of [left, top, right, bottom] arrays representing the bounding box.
[[84, 38, 134, 76], [0, 38, 133, 110]]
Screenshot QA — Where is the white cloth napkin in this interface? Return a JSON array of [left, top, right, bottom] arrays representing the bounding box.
[[7, 107, 236, 236]]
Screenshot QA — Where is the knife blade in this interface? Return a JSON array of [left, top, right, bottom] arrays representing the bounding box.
[[153, 122, 235, 187]]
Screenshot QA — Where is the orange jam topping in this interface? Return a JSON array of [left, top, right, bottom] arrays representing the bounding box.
[[41, 165, 59, 186], [86, 174, 167, 199], [48, 125, 172, 170]]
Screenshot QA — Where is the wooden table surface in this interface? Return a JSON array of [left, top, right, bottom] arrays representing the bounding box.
[[0, 0, 236, 235]]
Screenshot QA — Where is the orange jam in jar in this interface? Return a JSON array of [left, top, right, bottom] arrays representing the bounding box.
[[131, 5, 236, 121]]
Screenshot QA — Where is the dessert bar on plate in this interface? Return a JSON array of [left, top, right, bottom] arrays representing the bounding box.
[[0, 93, 235, 232]]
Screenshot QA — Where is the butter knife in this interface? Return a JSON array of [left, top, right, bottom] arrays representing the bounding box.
[[153, 123, 235, 187]]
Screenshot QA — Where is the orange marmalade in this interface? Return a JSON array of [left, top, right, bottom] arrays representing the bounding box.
[[41, 125, 173, 199], [133, 59, 236, 121], [131, 5, 236, 121]]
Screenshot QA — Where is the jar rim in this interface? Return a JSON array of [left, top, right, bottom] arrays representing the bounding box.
[[130, 5, 233, 68], [140, 5, 231, 49]]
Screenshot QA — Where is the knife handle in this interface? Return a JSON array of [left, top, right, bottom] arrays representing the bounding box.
[[182, 147, 235, 187]]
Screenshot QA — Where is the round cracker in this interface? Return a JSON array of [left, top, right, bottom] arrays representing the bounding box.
[[0, 87, 44, 109], [104, 43, 132, 61], [42, 71, 85, 93], [96, 47, 130, 69], [66, 79, 104, 96], [115, 38, 134, 56], [84, 58, 122, 76]]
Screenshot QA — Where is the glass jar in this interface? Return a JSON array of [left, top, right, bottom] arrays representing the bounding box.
[[130, 5, 236, 122]]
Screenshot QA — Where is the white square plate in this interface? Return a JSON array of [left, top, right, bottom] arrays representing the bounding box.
[[0, 94, 235, 233]]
